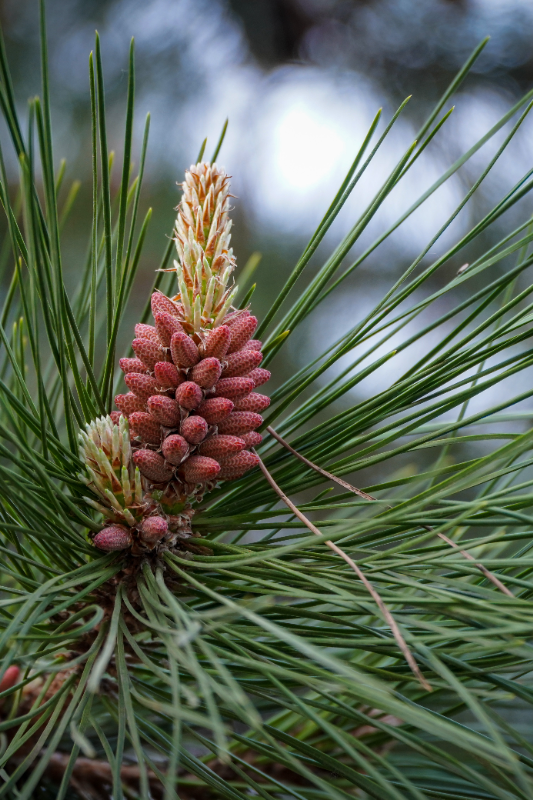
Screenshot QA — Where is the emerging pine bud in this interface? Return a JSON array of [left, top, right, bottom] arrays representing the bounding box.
[[191, 357, 222, 389], [93, 524, 133, 551], [129, 412, 162, 445], [233, 393, 271, 412], [133, 450, 174, 484], [147, 395, 181, 427], [132, 338, 165, 370], [120, 357, 148, 374], [180, 415, 209, 444], [241, 431, 263, 448], [79, 415, 141, 525], [218, 451, 260, 480], [222, 349, 263, 378], [151, 291, 181, 318], [180, 455, 221, 484], [199, 435, 245, 459], [176, 381, 203, 410], [248, 368, 271, 387], [214, 377, 255, 400], [161, 434, 189, 465], [173, 163, 237, 331], [124, 373, 160, 402], [154, 361, 183, 389], [115, 393, 147, 415], [228, 315, 258, 354], [203, 325, 231, 359], [196, 397, 234, 424], [170, 331, 200, 368], [217, 411, 263, 436], [108, 161, 272, 525], [154, 312, 184, 347], [140, 516, 168, 545], [135, 323, 160, 343]]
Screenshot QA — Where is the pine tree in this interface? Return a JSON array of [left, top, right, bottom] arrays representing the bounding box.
[[0, 8, 533, 799]]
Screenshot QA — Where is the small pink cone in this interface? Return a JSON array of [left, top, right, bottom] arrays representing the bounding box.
[[180, 415, 209, 444], [161, 434, 189, 465], [204, 325, 231, 359], [217, 411, 263, 436], [120, 357, 148, 375], [234, 393, 271, 413], [154, 361, 183, 389], [248, 368, 271, 387], [218, 451, 260, 480], [243, 339, 262, 352], [0, 666, 20, 695], [140, 516, 168, 545], [241, 431, 262, 448], [222, 349, 262, 378], [124, 373, 160, 401], [93, 524, 133, 551], [133, 450, 174, 483], [170, 331, 200, 368], [181, 455, 220, 483], [227, 315, 258, 354], [129, 412, 162, 445], [154, 312, 184, 347], [191, 357, 222, 389], [147, 395, 181, 427], [110, 411, 123, 425], [199, 435, 245, 459], [135, 323, 160, 343], [196, 397, 234, 424], [132, 338, 165, 370], [151, 291, 181, 318], [115, 392, 147, 415], [176, 381, 203, 410], [214, 377, 255, 400]]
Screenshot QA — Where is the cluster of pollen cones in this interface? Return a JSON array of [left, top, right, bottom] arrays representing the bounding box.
[[86, 161, 271, 553], [115, 293, 269, 486]]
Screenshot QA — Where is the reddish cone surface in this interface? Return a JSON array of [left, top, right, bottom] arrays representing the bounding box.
[[181, 455, 220, 483], [147, 395, 181, 427], [124, 373, 160, 401], [133, 450, 174, 483], [180, 415, 209, 444], [191, 357, 222, 388], [120, 357, 148, 374], [248, 367, 270, 387], [222, 349, 262, 377], [161, 434, 189, 465], [129, 412, 162, 445], [218, 451, 260, 480], [115, 393, 147, 415], [233, 393, 271, 412], [217, 412, 263, 436], [196, 397, 234, 424], [199, 435, 245, 459], [140, 516, 168, 545], [241, 431, 263, 448], [93, 525, 133, 551]]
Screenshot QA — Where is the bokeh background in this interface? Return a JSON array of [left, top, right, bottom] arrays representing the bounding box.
[[2, 0, 533, 473]]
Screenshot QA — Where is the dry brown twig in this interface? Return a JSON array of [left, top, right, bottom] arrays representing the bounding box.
[[266, 426, 513, 598], [253, 449, 432, 691]]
